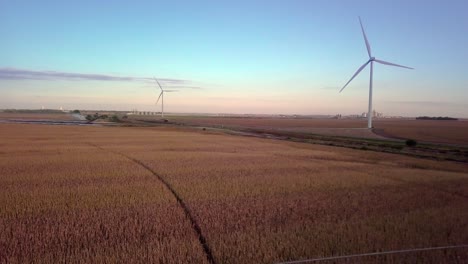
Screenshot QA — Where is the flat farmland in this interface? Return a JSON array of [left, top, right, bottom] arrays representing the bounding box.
[[166, 116, 468, 145], [1, 124, 468, 263], [373, 119, 468, 145], [0, 112, 75, 121], [0, 124, 208, 263]]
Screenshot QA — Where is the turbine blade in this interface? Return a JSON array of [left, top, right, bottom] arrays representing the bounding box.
[[340, 61, 370, 93], [359, 17, 372, 58], [374, 59, 414, 69], [155, 92, 163, 105], [154, 76, 163, 90], [163, 90, 179, 92]]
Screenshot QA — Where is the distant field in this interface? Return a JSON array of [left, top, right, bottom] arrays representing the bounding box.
[[163, 116, 468, 145], [4, 112, 467, 145], [0, 112, 75, 121], [1, 124, 467, 263], [374, 119, 468, 145]]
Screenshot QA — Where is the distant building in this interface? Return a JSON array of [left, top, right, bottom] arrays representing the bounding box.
[[372, 110, 383, 118], [359, 111, 383, 118], [127, 109, 158, 116]]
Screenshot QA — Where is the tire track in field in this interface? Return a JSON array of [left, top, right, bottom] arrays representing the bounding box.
[[87, 143, 217, 264]]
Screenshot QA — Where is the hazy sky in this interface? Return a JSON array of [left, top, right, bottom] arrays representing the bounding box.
[[1, 0, 467, 117]]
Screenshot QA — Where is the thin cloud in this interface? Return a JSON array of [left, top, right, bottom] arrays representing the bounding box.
[[321, 86, 341, 90], [166, 86, 203, 90], [384, 100, 467, 107], [0, 67, 189, 84], [140, 84, 204, 90]]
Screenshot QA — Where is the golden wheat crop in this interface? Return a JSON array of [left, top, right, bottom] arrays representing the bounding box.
[[0, 125, 208, 263], [1, 124, 467, 263]]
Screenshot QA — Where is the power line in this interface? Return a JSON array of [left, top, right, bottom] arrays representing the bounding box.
[[276, 244, 468, 264]]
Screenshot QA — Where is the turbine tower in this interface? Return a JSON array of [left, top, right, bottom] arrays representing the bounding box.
[[154, 77, 178, 118], [340, 17, 413, 129]]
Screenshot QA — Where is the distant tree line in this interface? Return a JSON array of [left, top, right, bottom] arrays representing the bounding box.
[[416, 116, 458, 121], [86, 113, 108, 122], [85, 113, 124, 123]]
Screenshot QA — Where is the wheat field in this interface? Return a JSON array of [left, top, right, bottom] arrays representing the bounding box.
[[1, 124, 467, 263]]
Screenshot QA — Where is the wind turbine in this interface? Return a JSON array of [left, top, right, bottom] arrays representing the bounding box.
[[340, 17, 413, 129], [154, 77, 178, 118]]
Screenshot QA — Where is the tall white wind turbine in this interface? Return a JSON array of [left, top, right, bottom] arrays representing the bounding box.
[[154, 77, 178, 118], [340, 17, 413, 129]]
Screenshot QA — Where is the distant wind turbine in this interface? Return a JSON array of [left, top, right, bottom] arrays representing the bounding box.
[[154, 77, 178, 118], [340, 17, 413, 129]]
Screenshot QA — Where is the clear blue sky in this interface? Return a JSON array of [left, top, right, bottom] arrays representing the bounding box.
[[1, 0, 467, 116]]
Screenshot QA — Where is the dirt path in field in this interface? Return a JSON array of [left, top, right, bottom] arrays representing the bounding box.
[[86, 143, 217, 264], [278, 127, 388, 140], [372, 128, 409, 141]]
